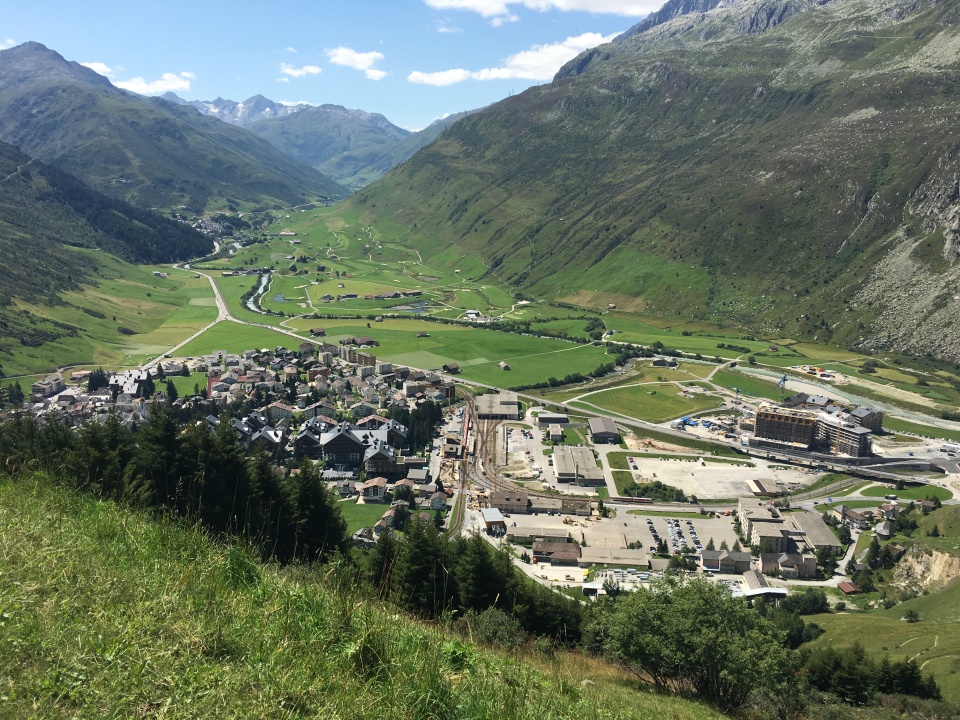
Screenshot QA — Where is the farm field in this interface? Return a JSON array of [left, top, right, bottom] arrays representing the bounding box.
[[284, 316, 612, 388], [1, 259, 216, 376], [571, 384, 721, 424], [176, 322, 307, 357]]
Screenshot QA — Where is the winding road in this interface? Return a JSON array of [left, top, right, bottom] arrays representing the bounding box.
[[144, 267, 312, 369]]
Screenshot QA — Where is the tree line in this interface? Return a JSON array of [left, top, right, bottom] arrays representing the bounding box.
[[0, 407, 346, 565]]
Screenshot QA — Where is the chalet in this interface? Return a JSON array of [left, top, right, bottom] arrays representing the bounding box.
[[361, 477, 388, 502], [430, 491, 448, 510], [498, 360, 510, 370], [838, 581, 862, 595], [344, 336, 378, 347], [442, 362, 460, 374], [393, 478, 416, 498], [759, 552, 817, 579]]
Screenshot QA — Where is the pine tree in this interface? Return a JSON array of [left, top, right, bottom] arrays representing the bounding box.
[[165, 380, 178, 403]]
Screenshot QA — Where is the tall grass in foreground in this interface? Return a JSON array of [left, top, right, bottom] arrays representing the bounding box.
[[0, 473, 720, 719]]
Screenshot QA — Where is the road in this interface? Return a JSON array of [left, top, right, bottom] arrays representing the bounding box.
[[143, 267, 313, 369]]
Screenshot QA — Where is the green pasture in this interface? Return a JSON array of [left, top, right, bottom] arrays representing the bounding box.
[[708, 369, 783, 401], [810, 579, 960, 702], [882, 417, 960, 442], [177, 322, 308, 357], [338, 500, 388, 535], [860, 484, 953, 502], [1, 257, 217, 375], [290, 316, 611, 387], [571, 384, 721, 423]]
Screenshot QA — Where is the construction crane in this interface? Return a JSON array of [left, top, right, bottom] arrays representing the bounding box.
[[774, 374, 788, 402]]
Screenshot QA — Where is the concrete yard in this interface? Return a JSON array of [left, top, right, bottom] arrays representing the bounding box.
[[621, 451, 818, 499]]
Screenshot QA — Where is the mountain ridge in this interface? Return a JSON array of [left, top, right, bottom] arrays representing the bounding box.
[[0, 42, 345, 211], [352, 0, 960, 359]]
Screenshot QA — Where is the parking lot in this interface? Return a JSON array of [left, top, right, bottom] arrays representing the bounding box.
[[592, 511, 741, 554], [505, 509, 742, 557], [592, 568, 745, 594]]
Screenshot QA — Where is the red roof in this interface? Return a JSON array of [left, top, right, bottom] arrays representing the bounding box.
[[837, 581, 861, 595]]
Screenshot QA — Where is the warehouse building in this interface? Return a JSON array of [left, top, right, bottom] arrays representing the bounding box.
[[554, 446, 605, 486], [588, 416, 621, 444], [475, 391, 522, 420]]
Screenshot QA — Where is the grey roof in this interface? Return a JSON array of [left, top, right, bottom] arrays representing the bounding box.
[[588, 416, 619, 436], [481, 508, 506, 524], [790, 510, 842, 549]]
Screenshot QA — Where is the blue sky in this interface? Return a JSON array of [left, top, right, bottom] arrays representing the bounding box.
[[2, 0, 659, 129]]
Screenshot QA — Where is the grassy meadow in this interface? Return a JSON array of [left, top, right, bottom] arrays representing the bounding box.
[[1, 255, 216, 376], [0, 474, 723, 720], [570, 384, 722, 424]]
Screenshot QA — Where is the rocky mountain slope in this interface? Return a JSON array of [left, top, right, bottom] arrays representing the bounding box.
[[0, 43, 345, 211], [160, 92, 309, 125], [351, 0, 960, 359]]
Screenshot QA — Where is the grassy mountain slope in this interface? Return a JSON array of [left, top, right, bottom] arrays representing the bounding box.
[[248, 105, 410, 181], [350, 0, 960, 359], [250, 107, 475, 188], [0, 139, 216, 376], [806, 504, 960, 701], [0, 474, 723, 719], [0, 43, 345, 212]]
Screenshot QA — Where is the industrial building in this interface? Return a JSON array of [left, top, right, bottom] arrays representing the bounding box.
[[587, 416, 621, 444], [475, 391, 522, 420], [553, 446, 605, 486]]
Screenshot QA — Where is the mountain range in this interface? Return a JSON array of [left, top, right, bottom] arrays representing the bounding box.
[[0, 42, 345, 211], [161, 92, 475, 188], [350, 0, 960, 360]]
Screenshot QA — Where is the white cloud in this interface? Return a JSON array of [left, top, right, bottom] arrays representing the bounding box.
[[284, 46, 298, 53], [408, 68, 473, 87], [325, 46, 388, 81], [408, 31, 615, 85], [1, 38, 15, 49], [435, 19, 462, 32], [81, 61, 115, 77], [279, 62, 322, 78], [115, 71, 194, 95], [424, 0, 654, 24], [424, 0, 651, 13], [275, 77, 290, 83], [490, 13, 519, 26]]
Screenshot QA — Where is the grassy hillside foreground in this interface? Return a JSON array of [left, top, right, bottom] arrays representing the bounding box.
[[0, 474, 721, 720]]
